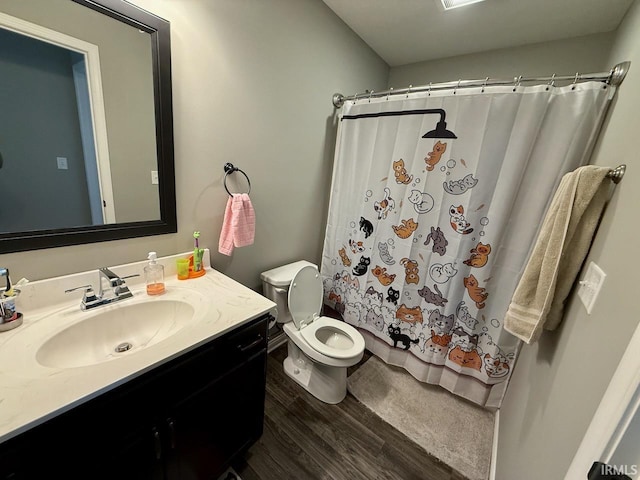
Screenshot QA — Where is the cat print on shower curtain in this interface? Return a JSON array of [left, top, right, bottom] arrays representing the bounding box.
[[323, 140, 513, 386], [322, 83, 614, 407]]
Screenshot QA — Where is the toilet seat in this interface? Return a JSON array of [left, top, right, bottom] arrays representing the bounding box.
[[288, 266, 364, 361], [300, 317, 364, 360], [283, 322, 364, 368]]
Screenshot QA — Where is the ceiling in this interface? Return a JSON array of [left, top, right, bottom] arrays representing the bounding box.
[[322, 0, 634, 67]]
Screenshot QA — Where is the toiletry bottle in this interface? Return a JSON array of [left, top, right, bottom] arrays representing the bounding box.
[[144, 252, 165, 295]]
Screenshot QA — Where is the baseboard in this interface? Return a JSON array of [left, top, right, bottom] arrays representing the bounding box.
[[490, 409, 500, 480]]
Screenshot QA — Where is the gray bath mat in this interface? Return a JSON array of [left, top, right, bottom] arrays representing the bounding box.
[[347, 355, 494, 480]]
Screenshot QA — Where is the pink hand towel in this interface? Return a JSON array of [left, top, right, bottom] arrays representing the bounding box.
[[218, 193, 255, 256]]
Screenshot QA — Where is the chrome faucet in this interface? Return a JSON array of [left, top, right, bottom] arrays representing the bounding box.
[[98, 267, 132, 300], [66, 268, 138, 310]]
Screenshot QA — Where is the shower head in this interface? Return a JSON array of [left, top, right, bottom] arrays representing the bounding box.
[[422, 121, 457, 139]]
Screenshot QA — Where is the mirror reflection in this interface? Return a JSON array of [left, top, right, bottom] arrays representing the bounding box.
[[0, 0, 163, 236]]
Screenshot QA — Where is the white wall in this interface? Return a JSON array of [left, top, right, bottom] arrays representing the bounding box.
[[0, 0, 388, 289], [495, 1, 640, 478], [610, 406, 640, 478]]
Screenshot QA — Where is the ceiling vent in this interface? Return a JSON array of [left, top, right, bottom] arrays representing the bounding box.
[[440, 0, 485, 10]]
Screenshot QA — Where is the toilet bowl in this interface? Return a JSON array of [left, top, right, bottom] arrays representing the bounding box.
[[261, 262, 365, 404]]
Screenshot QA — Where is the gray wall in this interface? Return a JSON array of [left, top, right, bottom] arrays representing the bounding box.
[[0, 0, 388, 288], [0, 28, 91, 231], [389, 32, 615, 87]]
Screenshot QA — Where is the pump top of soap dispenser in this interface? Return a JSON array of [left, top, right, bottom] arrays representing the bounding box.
[[148, 251, 158, 264]]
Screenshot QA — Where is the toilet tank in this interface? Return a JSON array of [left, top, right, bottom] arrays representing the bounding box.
[[260, 260, 316, 324]]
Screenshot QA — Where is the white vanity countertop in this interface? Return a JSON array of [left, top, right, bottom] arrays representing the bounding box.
[[0, 251, 276, 443]]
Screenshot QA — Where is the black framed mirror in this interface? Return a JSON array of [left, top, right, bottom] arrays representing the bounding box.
[[0, 0, 176, 253]]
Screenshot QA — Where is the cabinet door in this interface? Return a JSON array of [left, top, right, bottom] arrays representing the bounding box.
[[168, 351, 267, 480], [10, 380, 165, 480], [16, 420, 163, 480], [0, 444, 24, 479], [96, 425, 165, 480]]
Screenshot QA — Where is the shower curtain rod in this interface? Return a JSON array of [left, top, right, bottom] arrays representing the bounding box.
[[332, 61, 630, 108]]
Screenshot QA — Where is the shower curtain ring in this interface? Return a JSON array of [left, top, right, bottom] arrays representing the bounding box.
[[454, 79, 461, 94], [482, 77, 489, 93], [406, 85, 412, 98], [572, 72, 580, 90], [386, 87, 393, 101], [513, 75, 522, 92], [368, 90, 374, 103], [428, 82, 432, 96], [547, 74, 556, 90]]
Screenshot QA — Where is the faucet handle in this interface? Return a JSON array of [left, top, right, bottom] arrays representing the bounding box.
[[120, 274, 140, 281], [114, 274, 139, 297], [65, 284, 93, 294], [65, 285, 98, 303]]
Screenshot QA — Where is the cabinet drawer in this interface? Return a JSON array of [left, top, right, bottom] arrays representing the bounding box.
[[159, 315, 268, 402]]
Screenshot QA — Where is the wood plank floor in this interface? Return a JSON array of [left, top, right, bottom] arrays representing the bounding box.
[[233, 345, 468, 480]]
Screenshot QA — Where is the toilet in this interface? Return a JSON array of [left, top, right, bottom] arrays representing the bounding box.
[[261, 261, 365, 404]]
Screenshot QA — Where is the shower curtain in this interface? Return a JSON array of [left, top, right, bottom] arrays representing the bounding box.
[[321, 81, 613, 408]]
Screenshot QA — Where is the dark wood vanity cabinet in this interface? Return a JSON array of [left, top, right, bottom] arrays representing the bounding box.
[[0, 315, 269, 480]]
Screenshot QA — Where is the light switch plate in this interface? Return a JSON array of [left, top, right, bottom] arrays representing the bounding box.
[[577, 261, 606, 314], [151, 170, 159, 185], [56, 157, 68, 170]]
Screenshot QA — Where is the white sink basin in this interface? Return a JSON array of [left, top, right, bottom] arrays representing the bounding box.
[[36, 299, 196, 369]]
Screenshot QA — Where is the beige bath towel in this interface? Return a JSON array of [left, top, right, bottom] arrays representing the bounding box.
[[504, 166, 611, 344]]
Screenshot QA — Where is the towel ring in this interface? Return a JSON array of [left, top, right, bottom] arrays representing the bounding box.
[[223, 162, 251, 196]]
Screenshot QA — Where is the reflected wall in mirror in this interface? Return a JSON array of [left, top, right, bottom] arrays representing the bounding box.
[[0, 0, 176, 253]]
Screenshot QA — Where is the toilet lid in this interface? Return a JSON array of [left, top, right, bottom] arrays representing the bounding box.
[[288, 265, 322, 329]]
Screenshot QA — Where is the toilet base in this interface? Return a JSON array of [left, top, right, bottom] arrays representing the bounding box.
[[283, 340, 348, 404]]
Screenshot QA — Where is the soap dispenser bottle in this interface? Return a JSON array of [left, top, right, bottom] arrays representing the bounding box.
[[144, 252, 165, 295]]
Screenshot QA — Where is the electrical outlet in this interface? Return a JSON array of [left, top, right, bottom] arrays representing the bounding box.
[[151, 170, 159, 185], [577, 261, 606, 314], [56, 157, 68, 170]]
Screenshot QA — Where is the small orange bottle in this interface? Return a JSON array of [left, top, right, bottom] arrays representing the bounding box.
[[144, 252, 165, 295]]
